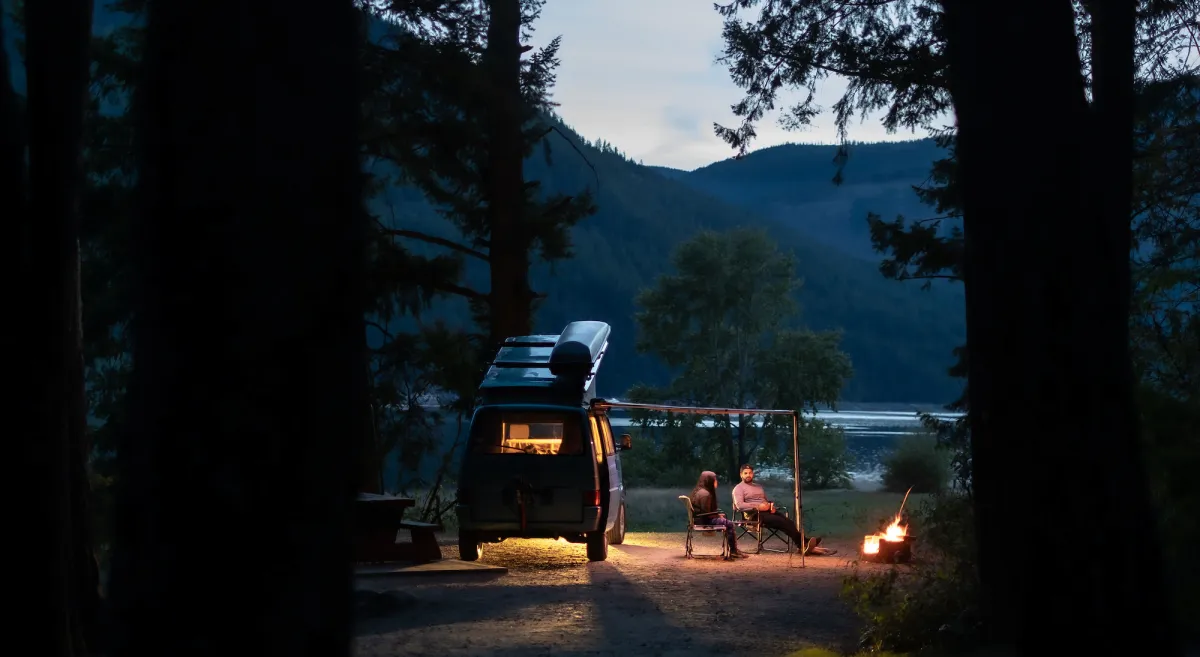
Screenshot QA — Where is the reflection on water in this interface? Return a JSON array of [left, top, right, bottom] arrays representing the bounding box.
[[387, 406, 963, 491], [608, 407, 962, 487]]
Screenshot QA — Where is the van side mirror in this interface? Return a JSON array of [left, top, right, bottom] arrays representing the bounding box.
[[619, 434, 633, 451]]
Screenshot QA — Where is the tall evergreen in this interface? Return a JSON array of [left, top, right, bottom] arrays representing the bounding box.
[[107, 0, 368, 654]]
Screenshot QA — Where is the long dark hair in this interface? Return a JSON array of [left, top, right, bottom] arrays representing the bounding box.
[[689, 471, 718, 513]]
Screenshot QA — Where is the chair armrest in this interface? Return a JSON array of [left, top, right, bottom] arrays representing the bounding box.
[[695, 510, 722, 517]]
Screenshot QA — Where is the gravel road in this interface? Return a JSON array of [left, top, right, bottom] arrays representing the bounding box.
[[354, 532, 886, 657]]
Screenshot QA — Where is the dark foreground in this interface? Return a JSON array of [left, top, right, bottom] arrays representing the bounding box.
[[353, 532, 878, 657]]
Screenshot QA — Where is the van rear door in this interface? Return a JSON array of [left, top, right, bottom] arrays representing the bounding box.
[[462, 407, 599, 525], [593, 413, 621, 529]]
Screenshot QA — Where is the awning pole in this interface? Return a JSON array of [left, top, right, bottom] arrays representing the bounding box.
[[794, 411, 805, 568]]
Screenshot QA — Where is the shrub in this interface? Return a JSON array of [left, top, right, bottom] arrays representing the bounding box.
[[881, 433, 951, 494], [840, 492, 982, 653], [618, 427, 703, 488], [620, 450, 704, 489], [799, 421, 853, 490], [1139, 390, 1200, 639]]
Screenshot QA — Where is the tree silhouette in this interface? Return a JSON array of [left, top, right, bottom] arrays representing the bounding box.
[[12, 0, 101, 652], [942, 0, 1179, 653], [106, 0, 369, 654]]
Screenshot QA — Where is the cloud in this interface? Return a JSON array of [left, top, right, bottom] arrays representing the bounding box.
[[532, 0, 939, 170]]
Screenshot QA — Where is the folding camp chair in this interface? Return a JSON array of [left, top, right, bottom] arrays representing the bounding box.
[[678, 495, 731, 559], [732, 494, 793, 554]]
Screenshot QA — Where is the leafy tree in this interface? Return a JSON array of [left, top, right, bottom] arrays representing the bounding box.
[[881, 432, 950, 494], [792, 421, 853, 490], [634, 227, 853, 482], [715, 0, 1199, 491], [619, 384, 708, 487], [716, 0, 1197, 651]]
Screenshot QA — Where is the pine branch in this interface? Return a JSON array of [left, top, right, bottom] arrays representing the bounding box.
[[439, 281, 487, 300], [537, 124, 600, 192], [380, 227, 489, 261], [365, 319, 394, 341]]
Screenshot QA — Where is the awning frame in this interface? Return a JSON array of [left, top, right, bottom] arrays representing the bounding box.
[[591, 399, 807, 567]]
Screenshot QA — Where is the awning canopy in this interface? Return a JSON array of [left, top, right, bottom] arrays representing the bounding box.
[[591, 400, 797, 417], [591, 398, 808, 566]]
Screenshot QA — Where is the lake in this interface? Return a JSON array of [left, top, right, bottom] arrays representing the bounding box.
[[384, 403, 962, 492]]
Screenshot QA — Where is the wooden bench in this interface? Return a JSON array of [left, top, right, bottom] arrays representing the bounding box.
[[397, 520, 441, 563], [353, 495, 443, 564]]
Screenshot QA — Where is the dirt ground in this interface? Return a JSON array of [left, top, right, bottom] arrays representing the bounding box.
[[354, 532, 893, 657]]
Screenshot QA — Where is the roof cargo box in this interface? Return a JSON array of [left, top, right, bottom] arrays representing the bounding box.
[[478, 321, 611, 407]]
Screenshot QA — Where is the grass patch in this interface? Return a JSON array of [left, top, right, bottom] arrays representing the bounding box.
[[625, 483, 928, 538]]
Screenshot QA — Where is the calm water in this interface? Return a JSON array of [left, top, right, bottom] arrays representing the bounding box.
[[607, 406, 962, 487], [387, 404, 962, 491]]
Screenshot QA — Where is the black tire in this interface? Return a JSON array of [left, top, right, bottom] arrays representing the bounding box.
[[458, 531, 482, 561], [607, 503, 626, 545], [586, 530, 608, 561]]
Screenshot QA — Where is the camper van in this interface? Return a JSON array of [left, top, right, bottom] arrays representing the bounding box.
[[455, 321, 631, 562]]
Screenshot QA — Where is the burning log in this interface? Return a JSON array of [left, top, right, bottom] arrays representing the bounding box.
[[861, 486, 916, 564]]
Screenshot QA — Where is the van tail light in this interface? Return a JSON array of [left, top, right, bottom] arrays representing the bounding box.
[[582, 490, 601, 506]]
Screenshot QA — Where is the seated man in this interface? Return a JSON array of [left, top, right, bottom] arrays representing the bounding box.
[[732, 464, 837, 556]]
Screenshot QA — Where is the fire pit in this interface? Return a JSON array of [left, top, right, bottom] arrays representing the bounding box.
[[861, 528, 914, 564], [860, 487, 916, 564]]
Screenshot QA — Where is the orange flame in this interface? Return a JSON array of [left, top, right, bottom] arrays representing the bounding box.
[[862, 514, 908, 554], [862, 487, 912, 556]]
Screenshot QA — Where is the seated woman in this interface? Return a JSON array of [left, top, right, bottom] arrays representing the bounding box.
[[689, 471, 749, 559]]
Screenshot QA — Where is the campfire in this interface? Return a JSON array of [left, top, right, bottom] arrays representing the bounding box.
[[861, 487, 915, 563]]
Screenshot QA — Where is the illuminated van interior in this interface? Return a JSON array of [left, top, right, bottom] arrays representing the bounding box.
[[501, 421, 566, 454]]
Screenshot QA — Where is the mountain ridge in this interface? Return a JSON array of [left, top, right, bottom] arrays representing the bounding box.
[[387, 122, 965, 403], [5, 8, 966, 404]]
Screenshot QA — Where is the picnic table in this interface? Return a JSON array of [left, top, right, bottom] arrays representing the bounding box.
[[353, 493, 441, 564]]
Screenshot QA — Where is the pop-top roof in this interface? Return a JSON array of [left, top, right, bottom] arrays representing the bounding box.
[[478, 321, 611, 406]]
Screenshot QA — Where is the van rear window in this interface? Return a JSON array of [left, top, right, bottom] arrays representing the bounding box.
[[469, 410, 585, 455]]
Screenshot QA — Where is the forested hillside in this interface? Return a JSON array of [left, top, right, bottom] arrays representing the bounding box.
[[386, 125, 965, 403], [678, 139, 952, 262], [3, 3, 964, 404]]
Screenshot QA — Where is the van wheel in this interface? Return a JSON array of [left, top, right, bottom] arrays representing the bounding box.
[[458, 532, 482, 561], [607, 503, 626, 545], [586, 530, 608, 561]]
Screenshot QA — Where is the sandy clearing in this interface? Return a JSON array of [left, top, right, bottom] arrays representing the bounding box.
[[353, 532, 897, 657]]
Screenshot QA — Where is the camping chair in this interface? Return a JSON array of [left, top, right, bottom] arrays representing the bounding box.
[[678, 495, 730, 559], [732, 495, 793, 554]]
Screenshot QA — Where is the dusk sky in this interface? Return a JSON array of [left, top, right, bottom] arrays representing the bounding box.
[[532, 0, 934, 171]]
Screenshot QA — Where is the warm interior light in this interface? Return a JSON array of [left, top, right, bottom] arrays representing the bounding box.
[[501, 422, 565, 454]]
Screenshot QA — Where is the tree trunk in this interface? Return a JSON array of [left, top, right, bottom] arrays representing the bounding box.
[[66, 245, 104, 653], [943, 0, 1179, 654], [107, 0, 367, 655], [733, 417, 747, 483], [724, 423, 738, 490], [23, 0, 96, 653], [483, 0, 533, 347], [362, 344, 384, 494]]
